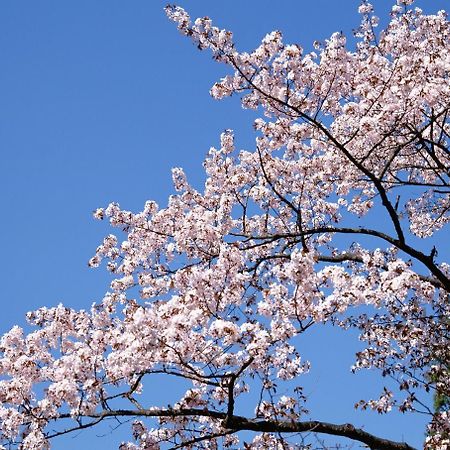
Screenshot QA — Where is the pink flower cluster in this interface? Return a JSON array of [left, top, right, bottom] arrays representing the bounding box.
[[0, 1, 448, 448]]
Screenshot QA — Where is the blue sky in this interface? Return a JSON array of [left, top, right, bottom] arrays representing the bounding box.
[[1, 1, 448, 448]]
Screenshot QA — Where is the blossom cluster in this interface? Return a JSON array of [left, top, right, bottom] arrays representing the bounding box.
[[0, 1, 448, 449]]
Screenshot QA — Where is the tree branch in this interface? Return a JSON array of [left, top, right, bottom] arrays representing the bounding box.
[[317, 253, 444, 288], [55, 408, 416, 450], [228, 54, 408, 245], [236, 226, 450, 291], [226, 415, 417, 450]]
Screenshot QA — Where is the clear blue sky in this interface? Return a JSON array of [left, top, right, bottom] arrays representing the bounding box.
[[1, 1, 448, 449]]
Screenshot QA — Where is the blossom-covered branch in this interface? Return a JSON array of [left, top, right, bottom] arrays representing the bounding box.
[[0, 0, 449, 448]]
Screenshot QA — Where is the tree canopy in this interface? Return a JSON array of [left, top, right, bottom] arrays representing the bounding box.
[[0, 1, 449, 449]]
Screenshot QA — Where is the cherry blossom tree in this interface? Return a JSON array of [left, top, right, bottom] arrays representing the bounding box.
[[0, 0, 449, 449]]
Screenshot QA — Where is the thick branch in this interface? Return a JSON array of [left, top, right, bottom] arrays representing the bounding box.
[[236, 226, 450, 291], [55, 408, 416, 450], [317, 253, 444, 288], [226, 415, 417, 450], [229, 54, 407, 244]]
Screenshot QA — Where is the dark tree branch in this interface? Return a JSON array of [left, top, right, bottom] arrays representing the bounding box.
[[235, 225, 450, 292], [228, 54, 408, 245], [317, 253, 444, 288], [54, 408, 416, 450]]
